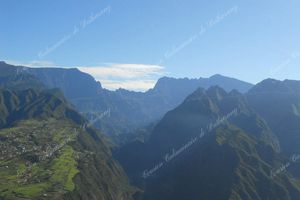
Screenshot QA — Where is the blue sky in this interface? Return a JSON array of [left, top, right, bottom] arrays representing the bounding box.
[[1, 0, 300, 91]]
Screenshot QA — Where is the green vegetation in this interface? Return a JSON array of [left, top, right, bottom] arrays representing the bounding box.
[[0, 119, 79, 199], [50, 146, 79, 191]]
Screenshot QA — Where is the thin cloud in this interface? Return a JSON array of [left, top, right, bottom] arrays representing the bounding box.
[[100, 79, 158, 91], [78, 63, 166, 91], [78, 63, 165, 79]]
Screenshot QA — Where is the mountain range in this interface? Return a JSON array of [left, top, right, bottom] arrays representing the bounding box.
[[0, 61, 253, 142], [0, 61, 300, 200]]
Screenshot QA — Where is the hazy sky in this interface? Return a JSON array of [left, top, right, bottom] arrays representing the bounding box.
[[1, 0, 300, 91]]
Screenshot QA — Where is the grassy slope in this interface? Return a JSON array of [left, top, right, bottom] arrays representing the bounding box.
[[0, 87, 135, 200]]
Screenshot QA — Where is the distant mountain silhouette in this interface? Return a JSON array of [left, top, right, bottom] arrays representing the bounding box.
[[0, 61, 253, 142]]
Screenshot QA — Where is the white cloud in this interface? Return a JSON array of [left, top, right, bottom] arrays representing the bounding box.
[[78, 63, 166, 91], [78, 63, 164, 79], [100, 79, 157, 91]]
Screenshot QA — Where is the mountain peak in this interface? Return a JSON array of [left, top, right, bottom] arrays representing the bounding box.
[[209, 74, 224, 79], [206, 85, 228, 100]]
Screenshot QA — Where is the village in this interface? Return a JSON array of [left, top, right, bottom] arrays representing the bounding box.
[[0, 120, 79, 183]]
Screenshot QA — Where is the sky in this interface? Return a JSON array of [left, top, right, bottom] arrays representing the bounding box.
[[1, 0, 300, 91]]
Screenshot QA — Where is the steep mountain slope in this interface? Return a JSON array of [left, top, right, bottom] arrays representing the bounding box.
[[0, 88, 135, 200], [116, 86, 300, 200], [28, 67, 102, 99], [247, 79, 300, 156]]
